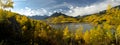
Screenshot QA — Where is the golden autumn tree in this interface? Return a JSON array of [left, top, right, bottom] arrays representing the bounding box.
[[106, 4, 112, 14], [74, 26, 83, 40], [83, 30, 90, 44], [63, 26, 70, 39], [0, 0, 13, 9], [115, 25, 120, 44]]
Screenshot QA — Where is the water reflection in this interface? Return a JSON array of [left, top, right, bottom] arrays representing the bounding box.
[[49, 23, 94, 32]]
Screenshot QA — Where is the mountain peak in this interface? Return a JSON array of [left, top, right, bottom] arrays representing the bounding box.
[[50, 12, 67, 17]]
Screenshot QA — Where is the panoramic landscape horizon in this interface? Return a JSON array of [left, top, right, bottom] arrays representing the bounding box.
[[0, 0, 120, 45]]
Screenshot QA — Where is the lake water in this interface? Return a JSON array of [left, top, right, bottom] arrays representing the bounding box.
[[49, 23, 94, 32]]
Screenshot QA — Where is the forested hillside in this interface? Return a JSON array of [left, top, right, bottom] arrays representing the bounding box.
[[82, 5, 120, 26], [0, 9, 52, 45], [46, 12, 80, 24]]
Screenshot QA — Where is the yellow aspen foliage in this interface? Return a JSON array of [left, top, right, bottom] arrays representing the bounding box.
[[0, 0, 14, 8], [117, 25, 120, 32], [83, 30, 90, 44], [88, 25, 113, 45], [116, 25, 120, 38], [88, 26, 105, 45], [103, 23, 112, 30], [0, 10, 4, 21], [115, 25, 120, 44], [75, 26, 83, 40], [35, 22, 41, 30], [63, 26, 70, 39], [59, 15, 64, 18], [107, 5, 111, 10], [106, 4, 112, 14], [38, 30, 48, 38], [22, 25, 27, 30], [105, 31, 113, 43], [15, 15, 28, 25], [6, 11, 14, 18]]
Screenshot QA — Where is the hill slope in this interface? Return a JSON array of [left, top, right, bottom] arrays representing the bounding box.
[[46, 12, 80, 24], [28, 15, 49, 20], [0, 9, 52, 45], [81, 5, 120, 26]]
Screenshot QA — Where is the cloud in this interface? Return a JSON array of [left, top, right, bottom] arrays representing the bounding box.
[[12, 0, 120, 17], [13, 0, 26, 1], [48, 2, 72, 9], [12, 7, 51, 16], [66, 0, 120, 17]]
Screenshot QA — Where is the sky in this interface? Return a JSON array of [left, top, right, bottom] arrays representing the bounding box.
[[12, 0, 120, 16]]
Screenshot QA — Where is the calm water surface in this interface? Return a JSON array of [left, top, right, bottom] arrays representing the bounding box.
[[49, 23, 94, 32]]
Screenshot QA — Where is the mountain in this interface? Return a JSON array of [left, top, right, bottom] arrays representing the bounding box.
[[28, 12, 73, 20], [49, 12, 73, 18], [50, 12, 66, 17], [29, 5, 120, 23], [28, 15, 49, 20], [46, 12, 80, 24]]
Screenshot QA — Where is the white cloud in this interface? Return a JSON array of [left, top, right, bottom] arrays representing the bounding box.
[[13, 0, 26, 1], [66, 0, 120, 17], [12, 0, 120, 17], [12, 7, 51, 16], [48, 2, 72, 9]]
